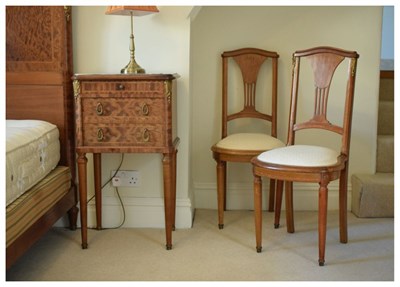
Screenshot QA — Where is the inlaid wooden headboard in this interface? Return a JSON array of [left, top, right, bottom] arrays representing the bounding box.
[[6, 6, 75, 177]]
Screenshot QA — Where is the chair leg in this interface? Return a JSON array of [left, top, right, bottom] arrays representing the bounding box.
[[268, 179, 276, 212], [318, 179, 329, 266], [285, 181, 295, 233], [339, 166, 348, 243], [216, 160, 226, 229], [274, 180, 284, 228], [254, 175, 263, 253]]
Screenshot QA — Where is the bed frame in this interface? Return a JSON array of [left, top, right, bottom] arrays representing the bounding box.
[[6, 6, 78, 269]]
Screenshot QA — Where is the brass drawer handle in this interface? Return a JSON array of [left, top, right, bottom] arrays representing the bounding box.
[[142, 128, 150, 142], [96, 102, 104, 115], [116, 83, 125, 90], [141, 103, 149, 116], [97, 128, 104, 141]]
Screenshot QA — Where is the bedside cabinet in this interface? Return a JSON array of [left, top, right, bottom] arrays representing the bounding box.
[[72, 74, 179, 250]]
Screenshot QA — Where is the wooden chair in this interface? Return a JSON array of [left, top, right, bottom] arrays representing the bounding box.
[[251, 46, 359, 266], [211, 48, 285, 229]]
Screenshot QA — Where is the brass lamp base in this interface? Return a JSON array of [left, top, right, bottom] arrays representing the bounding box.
[[118, 13, 147, 74], [121, 59, 145, 74]]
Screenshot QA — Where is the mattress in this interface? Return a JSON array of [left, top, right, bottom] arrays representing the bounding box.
[[6, 166, 71, 247], [6, 120, 60, 206]]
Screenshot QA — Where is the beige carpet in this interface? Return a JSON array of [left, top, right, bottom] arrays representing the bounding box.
[[6, 209, 394, 281]]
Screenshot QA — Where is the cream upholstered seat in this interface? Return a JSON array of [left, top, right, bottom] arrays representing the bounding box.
[[211, 48, 283, 229], [257, 145, 338, 167], [251, 47, 359, 266], [216, 133, 284, 152]]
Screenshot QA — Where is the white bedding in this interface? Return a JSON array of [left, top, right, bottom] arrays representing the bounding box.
[[6, 120, 60, 206]]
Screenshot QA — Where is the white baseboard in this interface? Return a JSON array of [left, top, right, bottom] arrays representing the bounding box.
[[55, 182, 351, 228], [55, 196, 194, 229], [87, 196, 194, 229], [193, 181, 352, 211]]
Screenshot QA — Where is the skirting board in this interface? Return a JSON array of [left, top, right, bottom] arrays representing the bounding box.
[[193, 181, 352, 211], [85, 196, 194, 229], [54, 196, 194, 229]]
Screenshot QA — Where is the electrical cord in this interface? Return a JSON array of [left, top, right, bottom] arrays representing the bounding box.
[[105, 187, 126, 229], [86, 153, 126, 229]]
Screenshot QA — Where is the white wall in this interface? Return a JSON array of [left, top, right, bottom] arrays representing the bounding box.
[[71, 6, 194, 228], [191, 6, 383, 211]]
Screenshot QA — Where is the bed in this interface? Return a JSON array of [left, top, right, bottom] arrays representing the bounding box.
[[6, 6, 78, 269]]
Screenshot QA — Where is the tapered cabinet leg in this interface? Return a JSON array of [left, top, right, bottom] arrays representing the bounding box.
[[171, 149, 178, 231], [93, 153, 102, 230], [77, 152, 88, 249], [163, 153, 174, 250]]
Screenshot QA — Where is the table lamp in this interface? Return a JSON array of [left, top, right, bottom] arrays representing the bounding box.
[[105, 6, 159, 74]]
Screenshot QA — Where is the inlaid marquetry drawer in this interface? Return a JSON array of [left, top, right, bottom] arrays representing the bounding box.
[[80, 98, 165, 123], [82, 123, 164, 146]]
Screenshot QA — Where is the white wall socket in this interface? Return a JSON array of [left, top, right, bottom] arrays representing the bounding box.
[[111, 170, 140, 187]]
